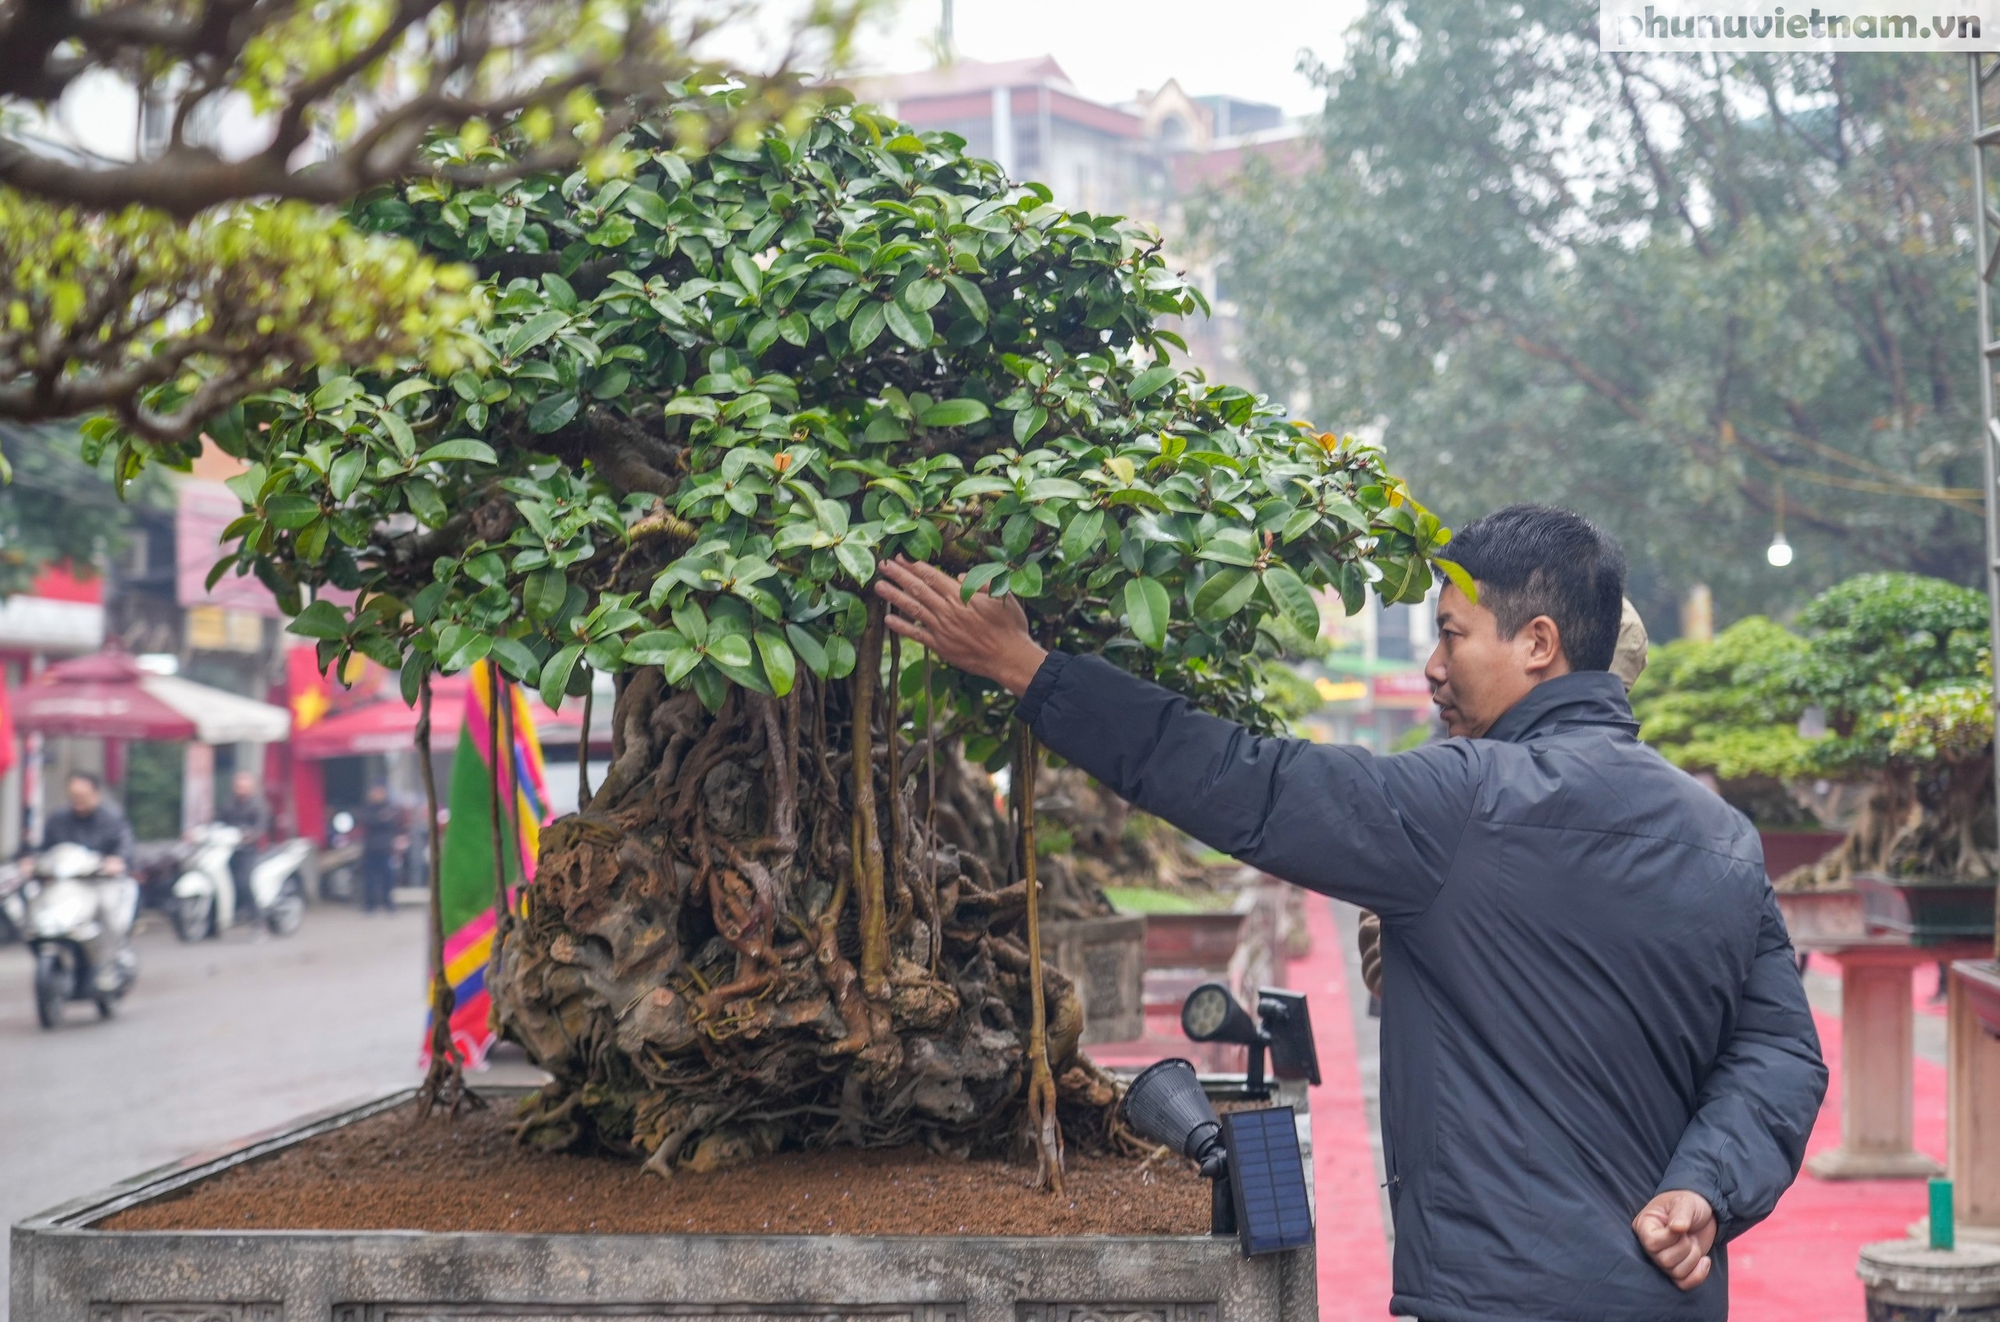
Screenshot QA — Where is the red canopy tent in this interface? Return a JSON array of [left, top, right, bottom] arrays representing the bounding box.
[[291, 671, 587, 760], [15, 651, 291, 743]]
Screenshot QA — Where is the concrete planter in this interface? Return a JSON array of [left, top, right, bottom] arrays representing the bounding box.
[[1857, 874, 1999, 946], [1142, 890, 1255, 970], [1757, 829, 1847, 881], [1775, 888, 1867, 946], [1044, 914, 1146, 1045], [11, 1088, 1317, 1322]]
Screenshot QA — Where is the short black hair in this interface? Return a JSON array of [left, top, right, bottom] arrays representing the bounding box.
[[1444, 505, 1626, 672], [67, 771, 101, 790]]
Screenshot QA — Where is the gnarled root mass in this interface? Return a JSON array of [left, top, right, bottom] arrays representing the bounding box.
[[492, 657, 1130, 1174], [1779, 760, 1997, 890]]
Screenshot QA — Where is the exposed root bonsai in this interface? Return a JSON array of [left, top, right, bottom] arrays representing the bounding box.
[[493, 634, 1122, 1172]]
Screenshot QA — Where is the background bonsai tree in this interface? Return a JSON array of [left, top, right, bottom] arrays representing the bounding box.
[[1628, 616, 1815, 827], [119, 89, 1449, 1175], [1784, 573, 1993, 886]]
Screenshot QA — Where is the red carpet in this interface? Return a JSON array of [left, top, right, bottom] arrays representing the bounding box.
[[1727, 979, 1946, 1322], [1297, 895, 1397, 1317]]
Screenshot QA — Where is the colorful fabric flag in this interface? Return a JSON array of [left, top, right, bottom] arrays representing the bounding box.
[[422, 661, 552, 1069]]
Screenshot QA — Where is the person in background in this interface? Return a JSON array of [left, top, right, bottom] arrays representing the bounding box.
[[216, 769, 270, 922], [41, 771, 134, 871], [1358, 597, 1651, 1000], [356, 783, 405, 914]]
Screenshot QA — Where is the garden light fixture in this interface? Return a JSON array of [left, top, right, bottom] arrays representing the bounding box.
[[1180, 982, 1324, 1096], [1120, 1057, 1315, 1255]]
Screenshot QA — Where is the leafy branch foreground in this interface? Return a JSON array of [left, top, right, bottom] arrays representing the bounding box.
[[140, 92, 1447, 1173]]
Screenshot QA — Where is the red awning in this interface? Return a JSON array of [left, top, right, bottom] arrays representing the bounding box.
[[291, 672, 589, 760], [15, 651, 291, 743]]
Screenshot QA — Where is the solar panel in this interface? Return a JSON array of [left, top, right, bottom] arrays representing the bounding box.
[[1223, 1106, 1314, 1257]]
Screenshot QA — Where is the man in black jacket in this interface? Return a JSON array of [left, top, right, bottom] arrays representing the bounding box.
[[877, 505, 1827, 1322]]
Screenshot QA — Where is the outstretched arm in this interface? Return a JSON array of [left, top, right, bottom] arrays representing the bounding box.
[[875, 560, 1475, 919]]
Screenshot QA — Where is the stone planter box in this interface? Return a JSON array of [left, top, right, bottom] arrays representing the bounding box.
[[1858, 874, 1999, 947], [11, 1087, 1317, 1322], [1775, 888, 1867, 946], [1757, 829, 1846, 881], [1142, 889, 1255, 970], [1045, 913, 1146, 1045]]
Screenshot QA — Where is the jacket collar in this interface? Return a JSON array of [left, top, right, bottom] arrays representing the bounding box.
[[1482, 670, 1639, 744]]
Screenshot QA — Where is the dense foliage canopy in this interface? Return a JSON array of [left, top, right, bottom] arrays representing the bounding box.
[[1633, 573, 1993, 878], [143, 90, 1449, 748], [1200, 9, 1984, 625]]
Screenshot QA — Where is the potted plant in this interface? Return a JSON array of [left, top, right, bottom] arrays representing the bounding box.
[[91, 87, 1442, 1205]]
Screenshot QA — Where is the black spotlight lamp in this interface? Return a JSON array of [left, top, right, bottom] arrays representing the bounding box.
[[1180, 983, 1323, 1097], [1121, 1058, 1234, 1234], [1120, 1057, 1316, 1256]]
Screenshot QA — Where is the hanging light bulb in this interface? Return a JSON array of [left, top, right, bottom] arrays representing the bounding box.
[[1766, 472, 1793, 567]]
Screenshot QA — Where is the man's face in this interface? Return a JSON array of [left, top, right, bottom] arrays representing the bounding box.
[[232, 771, 256, 799], [66, 776, 100, 815], [1424, 584, 1571, 738]]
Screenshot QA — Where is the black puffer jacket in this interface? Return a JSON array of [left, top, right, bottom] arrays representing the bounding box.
[[1019, 656, 1826, 1322]]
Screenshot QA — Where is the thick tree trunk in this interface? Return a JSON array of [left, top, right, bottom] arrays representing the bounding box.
[[1780, 759, 1997, 888], [492, 666, 1127, 1172]]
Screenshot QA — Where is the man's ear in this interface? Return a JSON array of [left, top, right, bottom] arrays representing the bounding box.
[[1521, 615, 1567, 676]]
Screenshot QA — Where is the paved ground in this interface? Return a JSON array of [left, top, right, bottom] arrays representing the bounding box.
[[0, 901, 541, 1321]]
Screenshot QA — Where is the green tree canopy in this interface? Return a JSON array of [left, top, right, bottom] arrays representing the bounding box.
[[98, 90, 1451, 1161], [1200, 8, 1984, 626]]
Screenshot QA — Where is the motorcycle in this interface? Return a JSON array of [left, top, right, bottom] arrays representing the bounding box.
[[0, 858, 32, 945], [170, 823, 312, 942], [23, 843, 138, 1028]]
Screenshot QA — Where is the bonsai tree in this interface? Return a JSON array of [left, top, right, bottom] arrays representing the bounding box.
[[116, 90, 1450, 1175], [1784, 573, 1993, 885], [1628, 616, 1816, 827]]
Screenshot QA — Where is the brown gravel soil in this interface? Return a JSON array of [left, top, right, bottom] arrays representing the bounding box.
[[98, 1102, 1210, 1237]]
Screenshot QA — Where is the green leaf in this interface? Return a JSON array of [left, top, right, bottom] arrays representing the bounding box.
[[883, 300, 934, 348], [1434, 557, 1479, 604], [265, 494, 319, 529], [1060, 508, 1105, 563], [951, 475, 1015, 499], [624, 631, 702, 682], [755, 629, 797, 697], [850, 301, 888, 352], [943, 274, 989, 323], [1191, 566, 1258, 622], [525, 566, 568, 620], [624, 187, 673, 228], [528, 391, 581, 434], [1261, 564, 1322, 636], [1127, 364, 1178, 400], [1198, 528, 1260, 567], [835, 541, 877, 584], [785, 623, 829, 677], [504, 309, 569, 359], [824, 634, 857, 679], [287, 600, 348, 640], [706, 632, 754, 669], [1011, 561, 1043, 598], [960, 561, 1008, 599], [490, 636, 542, 683], [918, 398, 990, 428], [1013, 405, 1047, 444], [418, 438, 498, 465], [1124, 577, 1171, 649], [404, 477, 446, 526], [1025, 478, 1089, 502], [539, 644, 584, 710], [730, 251, 764, 300]]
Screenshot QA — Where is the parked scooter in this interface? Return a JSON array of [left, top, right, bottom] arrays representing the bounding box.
[[0, 858, 31, 946], [170, 823, 312, 941], [23, 843, 138, 1028]]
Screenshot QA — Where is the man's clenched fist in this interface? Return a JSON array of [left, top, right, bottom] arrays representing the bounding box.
[[1632, 1189, 1717, 1291]]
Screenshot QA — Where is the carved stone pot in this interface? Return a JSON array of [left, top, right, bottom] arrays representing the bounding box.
[[10, 1090, 1318, 1322]]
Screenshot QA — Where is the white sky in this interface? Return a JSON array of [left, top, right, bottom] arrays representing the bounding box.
[[851, 0, 1364, 117]]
